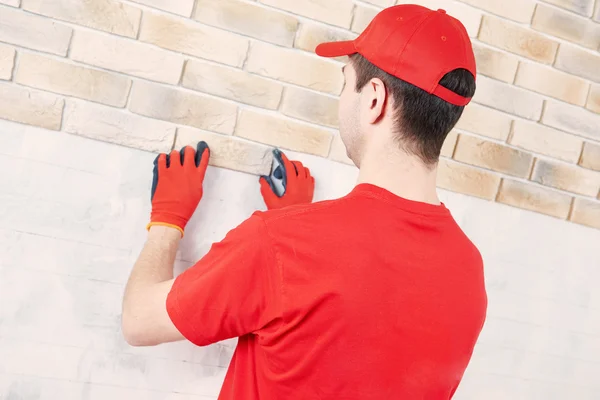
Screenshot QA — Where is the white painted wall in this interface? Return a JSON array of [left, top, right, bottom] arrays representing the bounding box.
[[1, 120, 599, 399]]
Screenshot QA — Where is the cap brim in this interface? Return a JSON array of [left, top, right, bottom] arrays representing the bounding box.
[[315, 40, 357, 58]]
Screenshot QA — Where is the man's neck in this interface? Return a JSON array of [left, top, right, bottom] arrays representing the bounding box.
[[356, 147, 441, 206]]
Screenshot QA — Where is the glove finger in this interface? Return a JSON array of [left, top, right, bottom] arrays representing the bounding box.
[[151, 154, 165, 201], [302, 166, 311, 180], [195, 142, 210, 181], [260, 176, 278, 202], [291, 161, 304, 177], [195, 141, 210, 168], [274, 149, 297, 181], [179, 146, 191, 166], [308, 177, 315, 201], [169, 149, 180, 168], [260, 175, 279, 197], [181, 146, 195, 169], [155, 153, 167, 169]]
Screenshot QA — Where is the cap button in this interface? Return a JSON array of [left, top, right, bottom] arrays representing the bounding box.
[[437, 9, 447, 14]]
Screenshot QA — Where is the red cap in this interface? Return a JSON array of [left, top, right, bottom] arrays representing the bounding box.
[[316, 5, 476, 106]]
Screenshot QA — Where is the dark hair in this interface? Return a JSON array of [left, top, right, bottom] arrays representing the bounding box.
[[350, 54, 476, 165]]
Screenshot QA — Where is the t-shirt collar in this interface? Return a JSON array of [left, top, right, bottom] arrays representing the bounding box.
[[349, 183, 450, 216]]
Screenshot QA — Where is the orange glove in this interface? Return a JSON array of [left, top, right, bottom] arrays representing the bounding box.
[[259, 149, 315, 210], [147, 142, 210, 237]]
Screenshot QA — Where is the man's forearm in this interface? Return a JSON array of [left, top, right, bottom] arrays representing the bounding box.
[[122, 226, 183, 345], [126, 226, 180, 285]]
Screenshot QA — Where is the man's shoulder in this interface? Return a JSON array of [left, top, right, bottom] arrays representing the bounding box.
[[248, 197, 358, 243], [256, 197, 350, 225]]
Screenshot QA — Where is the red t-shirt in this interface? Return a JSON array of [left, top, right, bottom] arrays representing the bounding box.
[[167, 184, 487, 399]]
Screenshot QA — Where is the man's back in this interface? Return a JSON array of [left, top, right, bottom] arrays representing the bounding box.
[[218, 184, 487, 399], [124, 5, 487, 398]]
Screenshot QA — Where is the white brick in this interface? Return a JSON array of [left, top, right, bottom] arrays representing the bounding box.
[[437, 159, 501, 200], [478, 15, 559, 64], [532, 4, 600, 50], [459, 0, 536, 23], [194, 0, 299, 47], [587, 85, 600, 113], [0, 82, 64, 130], [362, 0, 393, 6], [580, 142, 600, 171], [15, 52, 131, 107], [554, 44, 600, 83], [454, 134, 534, 178], [176, 128, 272, 175], [532, 159, 600, 196], [129, 81, 237, 134], [22, 0, 141, 38], [515, 62, 590, 106], [246, 42, 343, 95], [455, 103, 513, 140], [139, 12, 249, 68], [542, 101, 600, 141], [128, 0, 194, 16], [397, 0, 482, 37], [0, 44, 15, 80], [182, 60, 283, 110], [259, 0, 354, 28], [472, 43, 519, 83], [352, 5, 378, 34], [441, 130, 459, 158], [70, 29, 184, 84], [570, 198, 600, 229], [496, 179, 572, 219], [473, 76, 544, 120], [0, 6, 72, 55], [280, 87, 339, 128], [63, 99, 175, 152], [509, 120, 583, 163], [296, 23, 357, 54], [235, 110, 332, 157], [542, 0, 595, 17]]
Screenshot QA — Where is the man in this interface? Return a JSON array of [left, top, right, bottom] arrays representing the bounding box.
[[122, 4, 487, 399]]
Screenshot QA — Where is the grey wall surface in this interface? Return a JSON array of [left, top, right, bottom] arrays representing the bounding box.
[[1, 119, 599, 399]]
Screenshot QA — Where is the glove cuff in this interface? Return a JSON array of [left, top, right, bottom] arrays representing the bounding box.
[[147, 210, 188, 237], [146, 222, 185, 237]]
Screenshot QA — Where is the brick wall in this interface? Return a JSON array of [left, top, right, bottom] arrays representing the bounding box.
[[0, 0, 599, 229]]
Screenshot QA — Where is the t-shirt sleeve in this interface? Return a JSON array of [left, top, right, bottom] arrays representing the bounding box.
[[166, 213, 282, 346]]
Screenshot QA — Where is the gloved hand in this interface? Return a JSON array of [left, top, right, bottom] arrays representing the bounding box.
[[260, 149, 315, 210], [147, 142, 210, 237]]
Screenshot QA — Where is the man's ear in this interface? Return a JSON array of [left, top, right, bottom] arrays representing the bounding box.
[[365, 78, 387, 124]]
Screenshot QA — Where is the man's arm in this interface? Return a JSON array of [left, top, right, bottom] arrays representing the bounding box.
[[121, 143, 210, 347], [121, 146, 315, 347], [122, 226, 182, 346]]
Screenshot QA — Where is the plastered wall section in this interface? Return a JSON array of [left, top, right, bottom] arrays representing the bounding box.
[[0, 0, 598, 228], [1, 116, 600, 399]]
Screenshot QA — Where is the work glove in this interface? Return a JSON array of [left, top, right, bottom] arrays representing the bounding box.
[[147, 142, 210, 237], [259, 149, 315, 210]]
